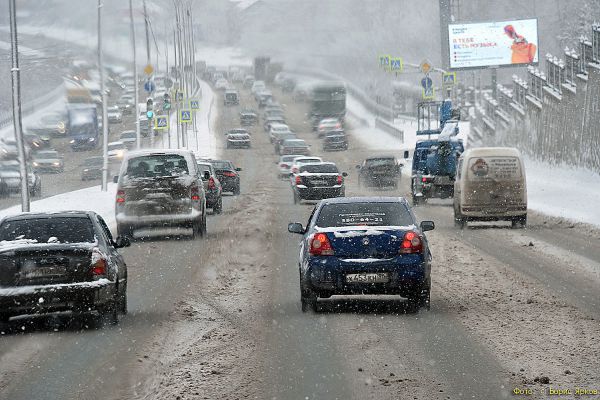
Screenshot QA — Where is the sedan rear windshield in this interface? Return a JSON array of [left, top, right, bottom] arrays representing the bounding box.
[[365, 158, 396, 167], [299, 164, 338, 173], [316, 202, 413, 228], [0, 217, 96, 244], [126, 154, 189, 178], [211, 161, 234, 170]]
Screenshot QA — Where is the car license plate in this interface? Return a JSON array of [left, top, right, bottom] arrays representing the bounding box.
[[24, 266, 66, 279], [311, 180, 327, 186], [346, 273, 389, 283]]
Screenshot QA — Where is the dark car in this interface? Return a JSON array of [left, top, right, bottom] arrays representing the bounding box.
[[197, 161, 223, 214], [0, 211, 130, 325], [356, 156, 403, 189], [115, 150, 208, 239], [0, 161, 41, 197], [224, 89, 239, 106], [288, 197, 435, 312], [274, 132, 298, 155], [240, 110, 258, 126], [226, 133, 251, 149], [323, 131, 348, 151], [32, 150, 64, 173], [24, 133, 52, 151], [208, 159, 242, 195], [81, 156, 104, 181], [291, 162, 347, 203]]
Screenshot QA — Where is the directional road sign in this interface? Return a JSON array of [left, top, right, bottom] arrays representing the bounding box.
[[390, 57, 403, 72], [154, 115, 169, 130], [443, 72, 456, 86], [422, 87, 435, 100], [421, 76, 433, 90], [420, 59, 432, 74], [189, 99, 200, 110], [179, 109, 192, 123], [378, 54, 390, 70]]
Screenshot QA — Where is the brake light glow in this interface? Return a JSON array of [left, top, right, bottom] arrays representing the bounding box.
[[223, 171, 236, 177], [335, 123, 341, 129], [336, 175, 343, 185], [91, 250, 107, 277], [309, 233, 334, 256], [400, 231, 423, 254], [116, 190, 125, 203], [295, 175, 302, 185], [208, 177, 216, 190], [191, 186, 200, 201], [281, 163, 289, 168]]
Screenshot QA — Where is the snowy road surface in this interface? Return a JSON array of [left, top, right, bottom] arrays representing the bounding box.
[[0, 81, 599, 400]]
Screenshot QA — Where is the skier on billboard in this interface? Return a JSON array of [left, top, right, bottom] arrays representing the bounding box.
[[504, 24, 537, 64]]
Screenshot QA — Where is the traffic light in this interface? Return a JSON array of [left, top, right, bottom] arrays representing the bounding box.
[[163, 93, 171, 111], [146, 98, 154, 119]]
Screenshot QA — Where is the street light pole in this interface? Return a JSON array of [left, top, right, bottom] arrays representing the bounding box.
[[9, 0, 30, 212], [143, 0, 154, 148], [98, 0, 109, 191], [129, 0, 141, 149]]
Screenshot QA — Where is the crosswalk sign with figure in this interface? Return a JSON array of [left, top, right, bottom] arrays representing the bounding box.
[[443, 72, 456, 86], [154, 115, 169, 130], [179, 109, 192, 123], [189, 99, 200, 110]]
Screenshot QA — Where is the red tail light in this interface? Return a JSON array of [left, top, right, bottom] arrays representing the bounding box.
[[422, 177, 432, 183], [91, 250, 107, 277], [291, 167, 298, 173], [400, 231, 423, 254], [335, 123, 341, 129], [208, 177, 216, 190], [280, 163, 289, 168], [116, 190, 125, 203], [191, 186, 200, 201], [309, 233, 334, 256], [223, 171, 236, 177], [295, 175, 302, 185], [336, 175, 343, 185]]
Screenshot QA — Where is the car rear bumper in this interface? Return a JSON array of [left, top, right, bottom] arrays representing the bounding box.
[[116, 210, 202, 228], [0, 279, 114, 318], [460, 205, 527, 219], [219, 177, 239, 191], [206, 191, 221, 207], [323, 143, 348, 150], [296, 186, 344, 199], [305, 256, 428, 296], [227, 141, 251, 148]]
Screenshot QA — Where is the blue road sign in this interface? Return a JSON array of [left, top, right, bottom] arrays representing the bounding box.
[[390, 57, 403, 72], [421, 76, 433, 90], [144, 80, 155, 93], [422, 86, 435, 100], [179, 109, 192, 123], [154, 115, 169, 130], [443, 72, 456, 86], [189, 99, 200, 110]]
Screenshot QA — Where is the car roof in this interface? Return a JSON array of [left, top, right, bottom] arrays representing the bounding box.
[[318, 196, 409, 206], [461, 147, 521, 158], [125, 149, 193, 159], [365, 155, 397, 160], [2, 211, 95, 222]]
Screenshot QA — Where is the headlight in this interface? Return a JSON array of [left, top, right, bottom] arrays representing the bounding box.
[[53, 162, 60, 166], [83, 168, 89, 172], [69, 139, 75, 144], [33, 162, 39, 166], [89, 138, 95, 142], [1, 148, 7, 154]]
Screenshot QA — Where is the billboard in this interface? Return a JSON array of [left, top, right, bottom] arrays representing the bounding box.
[[448, 18, 539, 69]]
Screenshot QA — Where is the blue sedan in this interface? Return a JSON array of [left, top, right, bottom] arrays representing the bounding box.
[[288, 197, 435, 312]]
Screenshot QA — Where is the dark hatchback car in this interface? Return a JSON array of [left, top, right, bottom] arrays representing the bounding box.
[[356, 156, 403, 189], [197, 161, 223, 214], [288, 197, 435, 312], [323, 131, 348, 151], [208, 159, 242, 195], [0, 211, 130, 325], [291, 162, 347, 203]]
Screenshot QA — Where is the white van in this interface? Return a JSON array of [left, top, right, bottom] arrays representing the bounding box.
[[453, 147, 527, 229]]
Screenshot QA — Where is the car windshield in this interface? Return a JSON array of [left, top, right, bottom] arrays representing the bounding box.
[[197, 163, 212, 175], [126, 154, 189, 178], [299, 164, 338, 173], [0, 217, 95, 244], [283, 140, 305, 146], [295, 158, 321, 164], [120, 131, 136, 139], [316, 202, 413, 228], [35, 151, 59, 159], [210, 160, 234, 170]]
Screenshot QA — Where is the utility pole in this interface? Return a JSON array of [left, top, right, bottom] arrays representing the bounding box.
[[98, 0, 109, 191], [9, 0, 30, 211], [143, 0, 154, 148], [129, 0, 141, 149], [173, 28, 180, 149]]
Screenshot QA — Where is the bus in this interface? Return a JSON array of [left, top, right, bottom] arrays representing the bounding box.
[[309, 81, 346, 129]]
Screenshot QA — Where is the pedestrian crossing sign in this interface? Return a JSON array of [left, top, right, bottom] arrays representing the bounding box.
[[154, 115, 169, 130], [179, 109, 192, 123], [189, 99, 200, 110], [390, 57, 403, 72], [422, 87, 435, 100], [443, 72, 456, 86]]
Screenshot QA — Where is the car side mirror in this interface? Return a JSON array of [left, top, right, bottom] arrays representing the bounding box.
[[288, 222, 305, 234], [420, 221, 435, 232], [114, 236, 131, 248], [203, 171, 210, 180], [403, 150, 410, 159], [342, 172, 348, 177], [235, 167, 242, 171], [113, 175, 119, 183]]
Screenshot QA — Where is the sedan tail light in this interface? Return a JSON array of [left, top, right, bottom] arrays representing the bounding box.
[[295, 175, 302, 185], [208, 177, 216, 190], [116, 190, 125, 203], [336, 175, 343, 185], [191, 186, 201, 201], [223, 171, 236, 177], [309, 233, 334, 256], [400, 231, 423, 254], [91, 250, 107, 277], [280, 163, 289, 168]]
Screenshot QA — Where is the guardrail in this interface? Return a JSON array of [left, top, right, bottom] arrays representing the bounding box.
[[375, 117, 404, 142]]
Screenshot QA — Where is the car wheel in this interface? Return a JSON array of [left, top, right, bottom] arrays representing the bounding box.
[[300, 287, 317, 312], [419, 284, 431, 311], [214, 197, 223, 214], [117, 224, 134, 239], [200, 211, 207, 236], [511, 215, 527, 229], [118, 282, 128, 314], [233, 185, 240, 195]]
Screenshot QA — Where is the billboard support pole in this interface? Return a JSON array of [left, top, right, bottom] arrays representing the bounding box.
[[491, 68, 497, 99]]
